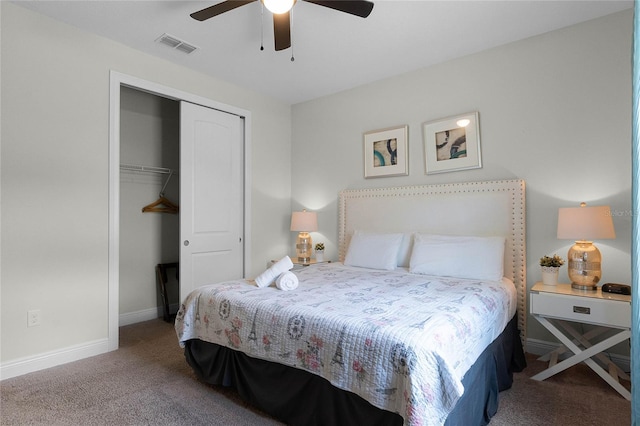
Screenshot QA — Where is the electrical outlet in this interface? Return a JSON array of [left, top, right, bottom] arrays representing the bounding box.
[[27, 309, 41, 327]]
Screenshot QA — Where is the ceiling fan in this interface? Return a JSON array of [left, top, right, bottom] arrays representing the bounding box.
[[190, 0, 374, 51]]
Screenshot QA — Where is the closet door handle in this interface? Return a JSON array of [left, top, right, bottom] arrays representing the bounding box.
[[184, 240, 190, 247]]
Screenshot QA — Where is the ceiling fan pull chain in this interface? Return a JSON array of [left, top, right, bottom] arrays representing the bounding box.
[[290, 7, 295, 61], [260, 2, 264, 51]]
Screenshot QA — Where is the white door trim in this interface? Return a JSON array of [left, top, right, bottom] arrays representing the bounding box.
[[108, 70, 252, 351]]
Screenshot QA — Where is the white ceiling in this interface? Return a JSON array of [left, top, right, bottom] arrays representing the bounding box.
[[14, 0, 633, 105]]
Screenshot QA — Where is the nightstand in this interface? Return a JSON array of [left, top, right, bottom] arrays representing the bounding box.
[[292, 258, 332, 266], [290, 259, 332, 270], [530, 282, 631, 400], [268, 258, 332, 270]]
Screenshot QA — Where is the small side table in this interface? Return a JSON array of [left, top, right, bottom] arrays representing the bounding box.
[[530, 282, 631, 400], [269, 258, 332, 269], [292, 258, 332, 268]]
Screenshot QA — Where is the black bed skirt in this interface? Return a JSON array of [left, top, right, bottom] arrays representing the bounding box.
[[184, 314, 526, 426]]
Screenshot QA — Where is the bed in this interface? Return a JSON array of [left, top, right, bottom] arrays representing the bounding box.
[[175, 179, 527, 426]]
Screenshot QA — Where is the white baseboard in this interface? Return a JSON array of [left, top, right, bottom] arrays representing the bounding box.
[[0, 338, 110, 381], [1, 305, 180, 381], [119, 307, 161, 326], [526, 337, 631, 373], [119, 304, 179, 327]]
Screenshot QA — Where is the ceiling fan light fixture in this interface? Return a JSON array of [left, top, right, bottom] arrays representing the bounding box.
[[263, 0, 295, 14]]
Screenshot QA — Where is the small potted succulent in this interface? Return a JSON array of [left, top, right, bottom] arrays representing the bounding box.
[[315, 243, 325, 262], [540, 254, 564, 285]]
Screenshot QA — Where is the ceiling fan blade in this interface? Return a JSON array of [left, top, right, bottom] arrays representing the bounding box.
[[191, 0, 257, 21], [273, 12, 292, 51], [304, 0, 374, 18]]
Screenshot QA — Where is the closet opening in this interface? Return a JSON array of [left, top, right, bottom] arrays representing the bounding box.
[[109, 71, 252, 352], [119, 87, 180, 326]]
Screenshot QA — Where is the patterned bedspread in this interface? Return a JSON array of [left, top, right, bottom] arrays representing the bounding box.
[[175, 263, 516, 426]]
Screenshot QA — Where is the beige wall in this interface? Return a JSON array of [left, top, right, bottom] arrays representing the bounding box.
[[291, 10, 633, 351], [1, 2, 292, 367]]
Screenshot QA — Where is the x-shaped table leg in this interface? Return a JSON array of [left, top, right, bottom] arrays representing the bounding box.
[[531, 314, 631, 400]]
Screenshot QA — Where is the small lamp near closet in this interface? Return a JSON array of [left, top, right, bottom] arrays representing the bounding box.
[[290, 209, 318, 264], [557, 203, 616, 290]]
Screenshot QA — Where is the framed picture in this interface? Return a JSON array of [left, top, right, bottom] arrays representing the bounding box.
[[363, 125, 408, 178], [422, 111, 481, 174]]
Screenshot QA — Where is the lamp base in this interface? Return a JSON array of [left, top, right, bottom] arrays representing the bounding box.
[[295, 232, 312, 265], [571, 283, 598, 291], [567, 241, 602, 291]]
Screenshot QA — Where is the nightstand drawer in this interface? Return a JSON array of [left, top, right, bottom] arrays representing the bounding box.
[[531, 291, 630, 328]]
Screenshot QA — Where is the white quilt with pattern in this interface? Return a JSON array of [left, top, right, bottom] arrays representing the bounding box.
[[175, 263, 516, 426]]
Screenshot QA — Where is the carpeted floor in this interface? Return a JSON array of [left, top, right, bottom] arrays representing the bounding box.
[[492, 349, 631, 425], [0, 319, 631, 425]]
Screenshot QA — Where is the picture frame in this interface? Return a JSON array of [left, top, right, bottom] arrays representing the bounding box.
[[422, 111, 481, 174], [363, 125, 408, 178]]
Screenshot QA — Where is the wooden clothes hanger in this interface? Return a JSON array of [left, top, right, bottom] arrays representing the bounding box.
[[142, 170, 179, 214], [142, 196, 179, 214]]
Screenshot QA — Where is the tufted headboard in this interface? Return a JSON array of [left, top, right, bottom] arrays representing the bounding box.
[[338, 179, 526, 341]]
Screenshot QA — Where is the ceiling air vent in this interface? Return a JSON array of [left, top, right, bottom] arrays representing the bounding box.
[[156, 33, 198, 54]]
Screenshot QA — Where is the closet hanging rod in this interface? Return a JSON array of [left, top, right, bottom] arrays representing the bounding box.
[[120, 164, 179, 175]]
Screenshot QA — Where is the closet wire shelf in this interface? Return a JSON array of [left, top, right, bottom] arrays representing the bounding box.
[[120, 163, 179, 176]]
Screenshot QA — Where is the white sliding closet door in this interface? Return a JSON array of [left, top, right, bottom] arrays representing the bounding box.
[[180, 101, 244, 300]]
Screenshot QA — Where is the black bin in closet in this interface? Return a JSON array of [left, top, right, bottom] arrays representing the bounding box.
[[156, 262, 178, 322]]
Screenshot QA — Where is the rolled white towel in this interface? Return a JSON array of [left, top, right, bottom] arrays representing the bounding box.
[[275, 271, 299, 291], [255, 256, 294, 288]]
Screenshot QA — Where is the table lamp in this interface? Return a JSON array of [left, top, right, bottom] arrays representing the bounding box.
[[557, 203, 616, 290], [290, 209, 318, 263]]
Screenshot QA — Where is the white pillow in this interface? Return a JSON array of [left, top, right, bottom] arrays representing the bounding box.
[[409, 234, 505, 281], [396, 233, 414, 268], [344, 231, 404, 271]]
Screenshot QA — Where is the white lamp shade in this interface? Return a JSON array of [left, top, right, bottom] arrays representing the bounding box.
[[557, 205, 616, 240], [290, 210, 318, 232]]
